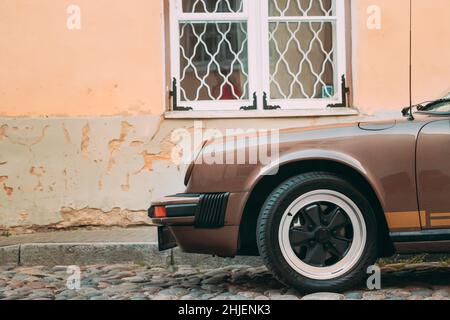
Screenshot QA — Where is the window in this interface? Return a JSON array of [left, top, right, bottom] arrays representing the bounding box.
[[169, 0, 347, 111]]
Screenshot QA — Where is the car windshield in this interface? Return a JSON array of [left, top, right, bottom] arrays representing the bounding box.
[[402, 93, 450, 117], [422, 100, 450, 113], [417, 92, 450, 114]]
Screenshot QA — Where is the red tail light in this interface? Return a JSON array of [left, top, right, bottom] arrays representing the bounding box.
[[154, 206, 167, 218]]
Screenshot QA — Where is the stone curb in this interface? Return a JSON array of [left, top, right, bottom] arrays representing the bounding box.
[[0, 245, 20, 266], [0, 242, 263, 268]]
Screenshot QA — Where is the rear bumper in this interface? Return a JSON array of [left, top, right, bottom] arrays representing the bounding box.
[[148, 192, 248, 257], [149, 194, 200, 224]]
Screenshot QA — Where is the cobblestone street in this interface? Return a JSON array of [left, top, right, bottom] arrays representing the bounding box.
[[0, 262, 449, 300]]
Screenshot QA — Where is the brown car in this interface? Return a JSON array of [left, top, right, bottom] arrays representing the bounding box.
[[149, 99, 450, 293]]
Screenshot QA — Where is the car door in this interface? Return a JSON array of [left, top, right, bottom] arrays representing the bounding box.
[[416, 119, 450, 229]]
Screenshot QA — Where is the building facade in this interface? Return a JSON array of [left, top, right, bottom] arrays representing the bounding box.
[[1, 0, 449, 233]]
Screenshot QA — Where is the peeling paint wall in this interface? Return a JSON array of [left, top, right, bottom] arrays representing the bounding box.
[[0, 115, 369, 233], [0, 116, 184, 232]]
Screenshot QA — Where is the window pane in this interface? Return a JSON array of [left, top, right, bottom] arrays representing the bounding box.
[[269, 0, 333, 17], [182, 0, 244, 13], [179, 22, 249, 102], [269, 21, 335, 99]]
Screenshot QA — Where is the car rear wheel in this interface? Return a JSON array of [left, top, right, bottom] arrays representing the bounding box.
[[257, 172, 378, 293]]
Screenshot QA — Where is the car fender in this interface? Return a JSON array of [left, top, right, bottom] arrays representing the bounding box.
[[251, 149, 387, 213]]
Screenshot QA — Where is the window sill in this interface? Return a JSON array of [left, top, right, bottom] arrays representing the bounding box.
[[164, 108, 360, 119]]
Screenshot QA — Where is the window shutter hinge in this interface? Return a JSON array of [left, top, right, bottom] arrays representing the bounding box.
[[170, 78, 193, 111], [327, 75, 350, 108], [240, 92, 257, 111], [263, 92, 281, 110]]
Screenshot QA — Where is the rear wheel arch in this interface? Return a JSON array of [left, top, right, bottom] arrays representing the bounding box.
[[238, 159, 395, 257]]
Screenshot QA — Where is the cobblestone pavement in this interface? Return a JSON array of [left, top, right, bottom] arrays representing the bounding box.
[[0, 263, 449, 300]]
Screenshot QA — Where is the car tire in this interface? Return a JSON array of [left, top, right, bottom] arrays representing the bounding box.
[[257, 172, 378, 293]]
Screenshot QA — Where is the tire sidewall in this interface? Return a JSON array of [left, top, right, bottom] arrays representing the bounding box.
[[257, 173, 378, 293]]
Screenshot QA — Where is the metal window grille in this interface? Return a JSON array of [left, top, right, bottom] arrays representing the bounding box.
[[169, 0, 347, 111]]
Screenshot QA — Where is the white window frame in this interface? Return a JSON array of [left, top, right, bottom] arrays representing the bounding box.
[[169, 0, 347, 112]]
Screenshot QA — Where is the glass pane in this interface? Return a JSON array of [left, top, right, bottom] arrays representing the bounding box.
[[426, 102, 450, 113], [269, 0, 333, 17], [179, 22, 249, 102], [268, 21, 335, 99], [182, 0, 244, 13]]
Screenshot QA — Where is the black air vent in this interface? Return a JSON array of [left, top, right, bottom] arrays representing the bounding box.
[[195, 193, 230, 229]]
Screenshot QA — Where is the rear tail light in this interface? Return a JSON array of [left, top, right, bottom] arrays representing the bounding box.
[[153, 206, 167, 218]]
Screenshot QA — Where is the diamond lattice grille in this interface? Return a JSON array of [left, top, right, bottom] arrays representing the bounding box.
[[268, 0, 337, 100], [269, 21, 335, 99], [179, 22, 249, 102], [269, 0, 333, 16], [171, 0, 345, 110], [182, 0, 244, 13]]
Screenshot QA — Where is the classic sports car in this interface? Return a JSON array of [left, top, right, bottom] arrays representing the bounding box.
[[149, 98, 450, 293]]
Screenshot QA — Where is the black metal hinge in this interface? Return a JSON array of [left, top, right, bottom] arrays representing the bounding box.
[[240, 92, 257, 110], [327, 75, 350, 108], [170, 78, 193, 111], [263, 92, 281, 110]]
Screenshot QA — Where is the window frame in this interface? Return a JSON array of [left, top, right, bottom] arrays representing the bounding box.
[[169, 0, 348, 112]]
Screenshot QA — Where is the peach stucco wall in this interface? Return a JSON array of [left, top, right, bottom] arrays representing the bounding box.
[[353, 0, 450, 112], [1, 0, 449, 116], [352, 0, 411, 113], [412, 0, 450, 103], [0, 0, 165, 117]]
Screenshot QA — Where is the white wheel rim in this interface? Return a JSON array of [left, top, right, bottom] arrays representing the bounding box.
[[278, 190, 367, 281]]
